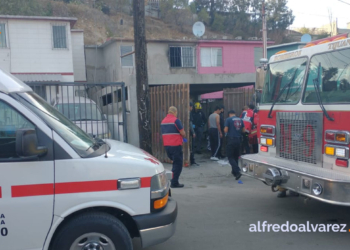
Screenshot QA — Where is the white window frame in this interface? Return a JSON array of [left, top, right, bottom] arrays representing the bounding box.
[[0, 22, 9, 49], [51, 23, 69, 50], [200, 47, 223, 67], [120, 45, 134, 68], [169, 46, 195, 68]]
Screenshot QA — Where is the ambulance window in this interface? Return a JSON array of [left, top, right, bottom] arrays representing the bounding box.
[[303, 48, 350, 103], [0, 101, 35, 159]]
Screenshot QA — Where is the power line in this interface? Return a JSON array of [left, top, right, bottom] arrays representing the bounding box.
[[338, 0, 350, 6]]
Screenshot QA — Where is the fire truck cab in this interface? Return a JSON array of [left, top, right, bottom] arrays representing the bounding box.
[[0, 69, 176, 250], [240, 35, 350, 205]]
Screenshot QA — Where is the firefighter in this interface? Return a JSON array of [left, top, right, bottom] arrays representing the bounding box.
[[192, 102, 206, 154], [240, 105, 252, 154], [224, 110, 246, 180], [190, 102, 199, 166]]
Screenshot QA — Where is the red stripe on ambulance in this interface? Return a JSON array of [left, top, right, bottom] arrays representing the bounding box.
[[11, 177, 152, 197], [12, 183, 54, 197], [0, 187, 2, 198], [55, 180, 118, 194]]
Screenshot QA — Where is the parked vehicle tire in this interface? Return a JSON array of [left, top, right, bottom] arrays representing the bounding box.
[[51, 212, 133, 250]]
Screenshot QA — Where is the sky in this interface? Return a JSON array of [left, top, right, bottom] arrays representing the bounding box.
[[287, 0, 350, 28], [188, 0, 350, 29]]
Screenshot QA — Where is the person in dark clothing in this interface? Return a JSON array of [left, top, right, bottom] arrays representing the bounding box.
[[192, 102, 206, 154], [189, 102, 199, 166], [208, 106, 223, 161], [218, 105, 225, 158], [161, 106, 186, 188], [224, 110, 246, 180]]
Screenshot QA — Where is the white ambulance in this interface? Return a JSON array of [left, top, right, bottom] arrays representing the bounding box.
[[0, 69, 177, 250]]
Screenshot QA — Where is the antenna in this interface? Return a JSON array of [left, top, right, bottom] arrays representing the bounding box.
[[192, 22, 206, 38]]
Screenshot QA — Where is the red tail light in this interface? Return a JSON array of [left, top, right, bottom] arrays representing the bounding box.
[[325, 132, 335, 141], [336, 159, 348, 167], [260, 146, 268, 152], [260, 126, 275, 135]]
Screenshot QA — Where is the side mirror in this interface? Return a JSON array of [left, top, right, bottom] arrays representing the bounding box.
[[259, 58, 268, 71], [16, 129, 48, 158]]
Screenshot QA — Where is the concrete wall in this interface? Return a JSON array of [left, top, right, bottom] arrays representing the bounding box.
[[197, 41, 263, 75], [7, 19, 74, 74], [71, 30, 87, 82], [85, 46, 106, 83]]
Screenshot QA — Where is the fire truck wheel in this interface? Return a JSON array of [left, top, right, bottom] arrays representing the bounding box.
[[51, 212, 133, 250]]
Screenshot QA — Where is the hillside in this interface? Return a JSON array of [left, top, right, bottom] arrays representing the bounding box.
[[0, 0, 234, 45]]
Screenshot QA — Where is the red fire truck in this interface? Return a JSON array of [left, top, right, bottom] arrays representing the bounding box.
[[240, 34, 350, 205]]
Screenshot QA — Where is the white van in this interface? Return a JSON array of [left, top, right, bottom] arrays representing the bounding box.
[[0, 69, 177, 250], [54, 96, 111, 139]]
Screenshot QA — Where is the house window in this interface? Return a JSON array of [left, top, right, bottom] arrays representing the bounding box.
[[200, 47, 222, 67], [254, 47, 263, 67], [0, 23, 7, 48], [121, 46, 134, 67], [169, 46, 195, 68], [52, 25, 67, 49]]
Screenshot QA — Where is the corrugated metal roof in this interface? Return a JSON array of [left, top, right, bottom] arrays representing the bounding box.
[[13, 74, 63, 82], [0, 70, 32, 94]]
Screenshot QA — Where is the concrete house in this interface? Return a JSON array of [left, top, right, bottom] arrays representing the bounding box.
[[85, 38, 270, 146], [0, 15, 86, 83]]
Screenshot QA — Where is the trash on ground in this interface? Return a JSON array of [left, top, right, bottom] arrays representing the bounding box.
[[217, 160, 229, 165]]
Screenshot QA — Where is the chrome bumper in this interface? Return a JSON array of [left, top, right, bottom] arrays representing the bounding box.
[[139, 221, 176, 248], [240, 154, 350, 206], [133, 197, 177, 248]]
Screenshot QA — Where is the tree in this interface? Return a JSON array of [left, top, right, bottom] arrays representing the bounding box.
[[0, 0, 52, 16], [197, 8, 210, 24], [298, 27, 311, 34], [160, 0, 192, 32]]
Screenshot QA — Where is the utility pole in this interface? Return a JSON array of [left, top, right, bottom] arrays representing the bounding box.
[[133, 0, 152, 154], [262, 0, 267, 59]]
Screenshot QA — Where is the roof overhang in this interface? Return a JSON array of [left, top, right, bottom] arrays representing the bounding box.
[[13, 73, 63, 83], [0, 15, 77, 28]]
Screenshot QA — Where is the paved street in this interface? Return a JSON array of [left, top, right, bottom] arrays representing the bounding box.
[[134, 154, 350, 250]]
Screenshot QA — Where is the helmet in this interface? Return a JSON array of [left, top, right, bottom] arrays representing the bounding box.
[[194, 102, 202, 109]]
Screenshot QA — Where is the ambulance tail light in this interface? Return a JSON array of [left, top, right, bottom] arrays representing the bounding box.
[[260, 125, 275, 136]]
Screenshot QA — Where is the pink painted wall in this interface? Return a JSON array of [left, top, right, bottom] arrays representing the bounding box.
[[197, 40, 269, 75]]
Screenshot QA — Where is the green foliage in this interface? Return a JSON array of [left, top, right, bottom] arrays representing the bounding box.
[[160, 0, 192, 32], [211, 14, 225, 31], [197, 8, 209, 24], [315, 32, 330, 39], [298, 27, 311, 34], [0, 0, 53, 16]]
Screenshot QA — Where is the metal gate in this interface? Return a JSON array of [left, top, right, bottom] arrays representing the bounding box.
[[223, 87, 255, 117], [27, 82, 128, 142], [150, 84, 190, 165]]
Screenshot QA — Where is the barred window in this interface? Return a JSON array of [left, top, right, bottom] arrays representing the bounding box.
[[169, 46, 195, 68], [52, 25, 67, 49], [200, 47, 222, 67], [121, 46, 134, 67], [0, 23, 7, 48]]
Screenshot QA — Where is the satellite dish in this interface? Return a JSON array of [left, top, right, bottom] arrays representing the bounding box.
[[301, 34, 312, 43], [193, 22, 206, 38]]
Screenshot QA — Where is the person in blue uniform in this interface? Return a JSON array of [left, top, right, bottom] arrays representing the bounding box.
[[224, 110, 246, 180]]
